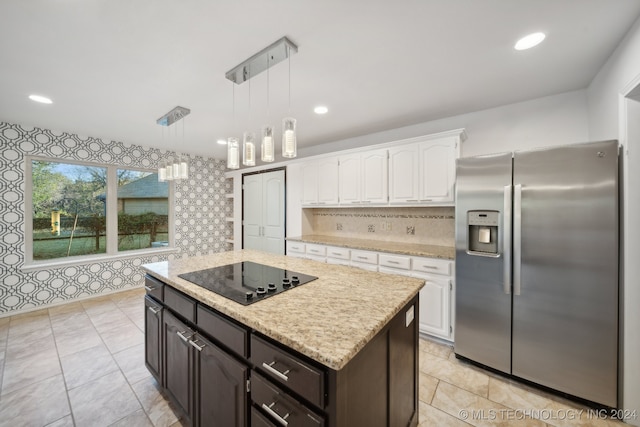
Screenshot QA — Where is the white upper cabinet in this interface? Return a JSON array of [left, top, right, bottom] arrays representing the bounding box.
[[301, 157, 339, 206], [388, 143, 420, 203], [389, 133, 462, 205], [419, 137, 460, 203], [339, 149, 388, 205]]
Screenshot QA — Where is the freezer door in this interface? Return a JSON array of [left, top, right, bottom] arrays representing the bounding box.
[[454, 152, 513, 374], [511, 140, 618, 407]]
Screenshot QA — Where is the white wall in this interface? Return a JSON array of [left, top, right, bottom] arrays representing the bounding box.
[[587, 14, 640, 424], [299, 90, 589, 159]]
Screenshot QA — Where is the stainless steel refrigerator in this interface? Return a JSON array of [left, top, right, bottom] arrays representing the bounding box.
[[454, 140, 619, 407]]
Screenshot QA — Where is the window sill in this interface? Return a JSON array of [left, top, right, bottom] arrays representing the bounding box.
[[20, 247, 179, 272]]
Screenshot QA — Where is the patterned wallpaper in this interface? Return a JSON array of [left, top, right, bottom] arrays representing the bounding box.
[[0, 121, 232, 315]]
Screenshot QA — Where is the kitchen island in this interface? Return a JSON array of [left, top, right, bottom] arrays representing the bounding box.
[[142, 249, 424, 427]]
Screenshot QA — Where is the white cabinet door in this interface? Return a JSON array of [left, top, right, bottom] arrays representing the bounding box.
[[317, 157, 339, 205], [419, 138, 459, 203], [338, 154, 361, 205], [301, 161, 319, 206], [361, 149, 388, 204], [414, 272, 451, 340], [388, 144, 420, 204]]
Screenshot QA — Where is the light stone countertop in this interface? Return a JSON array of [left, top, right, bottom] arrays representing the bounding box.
[[142, 249, 424, 371], [287, 234, 455, 260]]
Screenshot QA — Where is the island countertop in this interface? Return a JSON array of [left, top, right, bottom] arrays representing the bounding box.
[[287, 234, 455, 260], [141, 249, 424, 370]]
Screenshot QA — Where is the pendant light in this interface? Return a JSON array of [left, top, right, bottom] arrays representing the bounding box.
[[156, 106, 190, 180], [261, 53, 275, 162], [243, 68, 256, 167], [282, 44, 297, 158], [224, 37, 298, 166]]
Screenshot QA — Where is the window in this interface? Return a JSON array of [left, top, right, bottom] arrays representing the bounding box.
[[27, 158, 172, 265]]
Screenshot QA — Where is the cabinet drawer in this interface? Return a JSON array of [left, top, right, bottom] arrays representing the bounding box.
[[411, 256, 452, 276], [350, 250, 378, 265], [145, 275, 165, 302], [251, 373, 325, 427], [251, 335, 325, 408], [251, 406, 276, 427], [287, 241, 305, 254], [305, 244, 326, 257], [325, 246, 350, 260], [164, 286, 196, 323], [379, 253, 411, 270], [196, 305, 248, 358]]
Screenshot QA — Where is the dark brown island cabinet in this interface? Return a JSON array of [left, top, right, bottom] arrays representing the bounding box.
[[144, 274, 419, 427]]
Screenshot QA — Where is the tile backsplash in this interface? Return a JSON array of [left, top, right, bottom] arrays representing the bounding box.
[[306, 207, 454, 247]]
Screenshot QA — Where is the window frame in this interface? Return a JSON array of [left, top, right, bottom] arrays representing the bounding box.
[[23, 156, 177, 271]]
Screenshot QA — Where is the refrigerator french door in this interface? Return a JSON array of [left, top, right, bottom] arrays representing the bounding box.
[[454, 140, 619, 407]]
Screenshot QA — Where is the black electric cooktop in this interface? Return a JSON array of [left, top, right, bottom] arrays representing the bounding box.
[[178, 261, 318, 305]]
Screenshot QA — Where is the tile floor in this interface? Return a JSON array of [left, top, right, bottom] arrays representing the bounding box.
[[0, 288, 629, 427]]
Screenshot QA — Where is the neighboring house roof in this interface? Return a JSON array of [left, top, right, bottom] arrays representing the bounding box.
[[117, 173, 168, 199]]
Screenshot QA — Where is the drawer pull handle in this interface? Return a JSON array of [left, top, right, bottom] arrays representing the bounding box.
[[387, 260, 400, 265], [144, 285, 155, 292], [421, 265, 438, 269], [189, 339, 206, 352], [262, 402, 290, 426], [262, 361, 290, 382], [148, 306, 161, 315], [357, 256, 369, 260], [176, 330, 193, 342], [331, 252, 341, 256]]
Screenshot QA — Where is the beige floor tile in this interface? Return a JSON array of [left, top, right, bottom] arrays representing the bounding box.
[[420, 350, 490, 397], [50, 310, 95, 333], [5, 325, 56, 361], [60, 343, 119, 390], [432, 381, 546, 427], [488, 377, 626, 427], [114, 343, 152, 385], [419, 371, 439, 404], [108, 409, 154, 427], [7, 309, 51, 338], [45, 415, 75, 427], [48, 302, 85, 321], [81, 297, 120, 316], [99, 322, 144, 354], [88, 309, 136, 335], [419, 337, 453, 360], [1, 345, 61, 396], [0, 319, 9, 350], [132, 377, 180, 427], [0, 374, 70, 427], [53, 322, 104, 358], [68, 370, 141, 427], [419, 400, 473, 427]]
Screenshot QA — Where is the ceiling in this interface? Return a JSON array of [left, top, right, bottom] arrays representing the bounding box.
[[1, 0, 640, 165]]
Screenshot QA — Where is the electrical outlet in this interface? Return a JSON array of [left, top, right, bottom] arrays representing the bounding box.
[[368, 224, 375, 233], [407, 226, 415, 235]]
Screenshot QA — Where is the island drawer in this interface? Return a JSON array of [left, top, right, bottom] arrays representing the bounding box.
[[164, 286, 196, 323], [411, 256, 452, 276], [197, 305, 248, 358], [251, 372, 325, 427], [251, 335, 325, 408], [144, 275, 165, 302], [379, 253, 411, 270]]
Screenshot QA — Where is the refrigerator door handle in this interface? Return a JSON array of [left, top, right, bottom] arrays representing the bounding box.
[[513, 184, 522, 295], [503, 185, 512, 295]]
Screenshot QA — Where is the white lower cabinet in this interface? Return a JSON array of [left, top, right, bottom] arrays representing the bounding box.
[[285, 241, 455, 341]]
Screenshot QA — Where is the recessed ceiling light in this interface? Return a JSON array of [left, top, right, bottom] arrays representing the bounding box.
[[217, 139, 227, 145], [314, 106, 328, 115], [29, 94, 53, 104], [514, 32, 546, 50]]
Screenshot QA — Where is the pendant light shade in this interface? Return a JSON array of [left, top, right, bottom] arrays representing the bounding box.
[[227, 137, 240, 169], [261, 126, 275, 162], [158, 160, 167, 182], [243, 131, 256, 166], [282, 117, 297, 158], [156, 106, 190, 181]]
